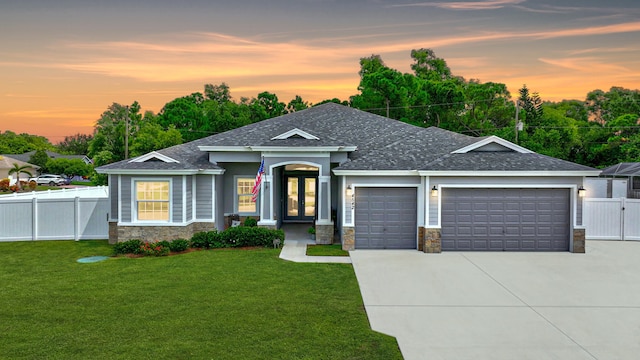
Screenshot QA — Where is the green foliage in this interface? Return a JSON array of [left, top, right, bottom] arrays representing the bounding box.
[[0, 131, 54, 154], [56, 133, 93, 155], [88, 101, 142, 162], [243, 217, 258, 227], [216, 226, 285, 248], [129, 120, 182, 157], [139, 241, 170, 256], [113, 239, 144, 255], [28, 149, 49, 172], [168, 238, 190, 252], [46, 158, 92, 178], [190, 230, 219, 249], [286, 95, 309, 113]]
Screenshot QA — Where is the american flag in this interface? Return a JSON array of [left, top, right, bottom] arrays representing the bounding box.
[[251, 158, 264, 202]]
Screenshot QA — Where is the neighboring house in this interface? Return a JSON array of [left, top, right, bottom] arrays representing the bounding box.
[[599, 162, 640, 199], [0, 155, 39, 184], [3, 150, 93, 166], [97, 103, 600, 253]]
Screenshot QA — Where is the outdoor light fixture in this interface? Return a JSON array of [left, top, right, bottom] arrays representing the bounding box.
[[431, 185, 438, 197], [578, 186, 586, 197], [345, 185, 353, 197]]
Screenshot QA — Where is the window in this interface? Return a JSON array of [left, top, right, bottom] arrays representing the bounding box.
[[236, 177, 257, 213], [136, 181, 170, 221]]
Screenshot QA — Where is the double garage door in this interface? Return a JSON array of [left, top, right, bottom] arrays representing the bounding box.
[[441, 188, 570, 251], [353, 187, 570, 251], [355, 187, 417, 249]]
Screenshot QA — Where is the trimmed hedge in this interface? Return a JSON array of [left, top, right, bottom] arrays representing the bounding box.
[[112, 226, 284, 256]]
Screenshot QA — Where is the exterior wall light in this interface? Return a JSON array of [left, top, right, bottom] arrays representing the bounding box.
[[578, 186, 586, 197], [345, 185, 352, 197], [431, 185, 438, 197]]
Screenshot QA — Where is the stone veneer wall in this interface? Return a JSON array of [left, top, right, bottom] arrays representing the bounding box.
[[573, 228, 585, 253], [342, 226, 355, 251], [315, 224, 334, 245], [422, 228, 442, 254], [108, 222, 216, 244]]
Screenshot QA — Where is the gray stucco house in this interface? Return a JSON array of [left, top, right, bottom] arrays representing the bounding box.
[[97, 103, 599, 253]]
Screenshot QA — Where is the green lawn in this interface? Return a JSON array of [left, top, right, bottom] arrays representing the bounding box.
[[306, 244, 350, 257], [0, 241, 401, 360]]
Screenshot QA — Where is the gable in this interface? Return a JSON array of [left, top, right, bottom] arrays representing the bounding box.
[[451, 136, 533, 154], [271, 128, 319, 141], [128, 151, 180, 164]]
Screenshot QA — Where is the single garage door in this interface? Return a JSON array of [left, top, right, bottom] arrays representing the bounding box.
[[441, 188, 570, 251], [355, 187, 417, 249]]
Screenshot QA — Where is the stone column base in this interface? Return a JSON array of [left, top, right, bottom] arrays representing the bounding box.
[[342, 226, 355, 251], [573, 228, 585, 253], [423, 228, 442, 254], [315, 224, 334, 245]]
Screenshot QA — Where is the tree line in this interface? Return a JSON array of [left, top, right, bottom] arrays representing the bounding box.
[[2, 48, 639, 183]]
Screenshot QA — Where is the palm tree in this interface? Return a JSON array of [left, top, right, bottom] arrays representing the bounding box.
[[8, 163, 33, 191]]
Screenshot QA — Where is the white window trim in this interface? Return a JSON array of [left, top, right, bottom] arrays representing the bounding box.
[[234, 175, 259, 215], [131, 177, 173, 224]]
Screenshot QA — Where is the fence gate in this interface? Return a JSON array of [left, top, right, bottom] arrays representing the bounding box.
[[584, 198, 640, 241]]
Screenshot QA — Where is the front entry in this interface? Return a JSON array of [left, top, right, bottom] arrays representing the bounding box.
[[284, 175, 316, 222]]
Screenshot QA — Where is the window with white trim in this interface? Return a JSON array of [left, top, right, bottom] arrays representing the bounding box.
[[135, 181, 170, 221], [236, 177, 257, 214]]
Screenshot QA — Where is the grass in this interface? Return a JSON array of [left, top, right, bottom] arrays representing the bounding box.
[[306, 244, 350, 257], [0, 241, 401, 360]]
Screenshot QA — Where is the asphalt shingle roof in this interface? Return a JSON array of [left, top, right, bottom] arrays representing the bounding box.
[[98, 103, 596, 173]]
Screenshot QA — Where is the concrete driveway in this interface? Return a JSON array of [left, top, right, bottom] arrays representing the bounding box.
[[350, 240, 640, 360]]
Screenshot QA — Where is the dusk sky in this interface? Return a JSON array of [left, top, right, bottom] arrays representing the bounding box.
[[2, 0, 639, 143]]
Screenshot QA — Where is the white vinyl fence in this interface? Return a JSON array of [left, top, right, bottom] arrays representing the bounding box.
[[0, 187, 109, 242], [584, 198, 640, 241]]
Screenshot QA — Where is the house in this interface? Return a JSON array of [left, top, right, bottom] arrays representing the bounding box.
[[0, 155, 40, 184], [97, 103, 600, 253], [599, 162, 640, 199], [3, 150, 93, 166]]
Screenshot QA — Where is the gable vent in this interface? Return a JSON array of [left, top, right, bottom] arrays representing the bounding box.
[[271, 128, 319, 140], [129, 151, 180, 163]]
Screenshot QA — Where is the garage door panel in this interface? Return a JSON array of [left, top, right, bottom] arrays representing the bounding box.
[[355, 187, 417, 249], [442, 188, 570, 251]]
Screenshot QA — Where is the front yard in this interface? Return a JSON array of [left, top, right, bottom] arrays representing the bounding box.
[[0, 241, 401, 359]]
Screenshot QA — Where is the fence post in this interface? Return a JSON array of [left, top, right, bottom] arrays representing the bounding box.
[[74, 197, 80, 241], [31, 197, 37, 241]]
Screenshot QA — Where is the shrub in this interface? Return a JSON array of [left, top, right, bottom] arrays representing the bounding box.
[[27, 180, 37, 191], [139, 241, 170, 257], [243, 218, 258, 227], [169, 238, 190, 252], [217, 226, 284, 248], [113, 239, 144, 255], [0, 178, 9, 192], [190, 230, 220, 249]]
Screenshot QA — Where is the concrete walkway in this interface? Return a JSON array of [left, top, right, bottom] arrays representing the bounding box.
[[350, 240, 640, 360], [278, 224, 351, 264]]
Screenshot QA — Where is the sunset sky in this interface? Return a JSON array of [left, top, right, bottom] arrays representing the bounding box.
[[1, 0, 639, 143]]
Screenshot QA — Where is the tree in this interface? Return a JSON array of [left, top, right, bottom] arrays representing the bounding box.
[[130, 122, 182, 157], [518, 85, 543, 125], [586, 87, 640, 125], [204, 83, 232, 103], [460, 80, 513, 135], [411, 48, 453, 81], [286, 95, 309, 113], [29, 149, 49, 173], [0, 131, 54, 154], [8, 163, 33, 190], [255, 92, 286, 118], [57, 133, 93, 155], [46, 158, 92, 179], [157, 94, 207, 142], [88, 102, 142, 161]]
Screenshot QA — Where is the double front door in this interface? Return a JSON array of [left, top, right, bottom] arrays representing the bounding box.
[[285, 175, 316, 221]]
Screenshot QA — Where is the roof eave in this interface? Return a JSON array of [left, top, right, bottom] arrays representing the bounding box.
[[96, 168, 225, 175]]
